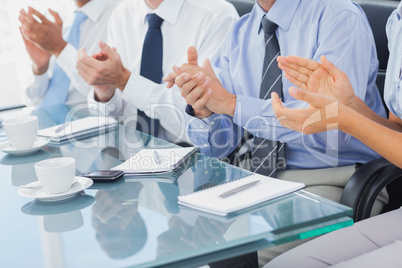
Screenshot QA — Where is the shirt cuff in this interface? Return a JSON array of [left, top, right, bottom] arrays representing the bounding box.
[[188, 112, 220, 128], [23, 72, 50, 105], [233, 95, 265, 127], [187, 113, 221, 150], [187, 113, 232, 156], [87, 88, 123, 116], [122, 73, 154, 111], [33, 72, 50, 89], [56, 43, 77, 77]]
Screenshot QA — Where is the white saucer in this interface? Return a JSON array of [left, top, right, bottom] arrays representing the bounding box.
[[18, 177, 93, 202], [0, 137, 50, 156]]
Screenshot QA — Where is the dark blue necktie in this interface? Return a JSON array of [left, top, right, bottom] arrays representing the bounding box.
[[137, 13, 164, 137]]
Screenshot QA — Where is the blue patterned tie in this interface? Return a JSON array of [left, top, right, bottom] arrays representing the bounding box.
[[137, 13, 164, 137], [251, 16, 286, 177], [39, 11, 88, 107]]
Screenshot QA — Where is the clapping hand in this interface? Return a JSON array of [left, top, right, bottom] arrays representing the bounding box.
[[19, 7, 65, 74], [19, 7, 66, 57], [163, 47, 236, 118], [272, 88, 342, 134], [271, 55, 359, 134], [76, 41, 131, 102], [277, 55, 356, 108]]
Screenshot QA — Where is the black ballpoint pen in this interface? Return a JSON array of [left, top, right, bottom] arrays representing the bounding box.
[[219, 180, 260, 198]]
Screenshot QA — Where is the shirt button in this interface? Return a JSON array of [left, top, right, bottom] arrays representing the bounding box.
[[199, 125, 205, 128], [211, 121, 215, 126], [204, 170, 209, 175], [203, 144, 208, 147]]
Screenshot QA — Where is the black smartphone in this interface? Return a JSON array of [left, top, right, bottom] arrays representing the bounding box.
[[81, 170, 124, 182]]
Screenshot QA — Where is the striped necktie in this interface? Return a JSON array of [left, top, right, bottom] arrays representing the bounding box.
[[39, 11, 88, 107], [250, 16, 286, 177]]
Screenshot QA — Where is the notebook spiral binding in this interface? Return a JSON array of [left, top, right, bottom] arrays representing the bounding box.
[[56, 122, 118, 143], [46, 118, 119, 144]]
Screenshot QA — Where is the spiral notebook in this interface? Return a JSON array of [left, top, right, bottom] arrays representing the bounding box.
[[178, 173, 305, 216], [38, 116, 118, 142], [112, 147, 199, 175]]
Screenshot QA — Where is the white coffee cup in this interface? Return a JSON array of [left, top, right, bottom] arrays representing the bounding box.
[[34, 157, 76, 194], [3, 116, 38, 149]]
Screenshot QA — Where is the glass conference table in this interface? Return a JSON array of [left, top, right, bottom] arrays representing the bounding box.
[[0, 105, 353, 268]]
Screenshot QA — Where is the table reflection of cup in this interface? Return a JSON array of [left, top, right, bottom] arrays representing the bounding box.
[[3, 116, 38, 149], [12, 163, 37, 187], [43, 210, 84, 233], [0, 150, 51, 187], [21, 193, 95, 233]]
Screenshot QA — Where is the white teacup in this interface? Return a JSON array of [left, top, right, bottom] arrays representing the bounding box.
[[3, 116, 38, 149], [35, 157, 76, 194]]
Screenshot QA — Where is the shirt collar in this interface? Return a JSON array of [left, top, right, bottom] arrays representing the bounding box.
[[142, 0, 184, 26], [78, 0, 109, 22], [256, 0, 300, 34], [397, 1, 402, 21]]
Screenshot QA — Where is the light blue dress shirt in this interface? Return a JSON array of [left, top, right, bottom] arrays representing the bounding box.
[[384, 1, 402, 118], [187, 0, 386, 169]]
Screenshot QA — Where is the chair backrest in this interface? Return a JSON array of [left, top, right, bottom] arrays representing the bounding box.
[[226, 0, 254, 17], [355, 0, 399, 113]]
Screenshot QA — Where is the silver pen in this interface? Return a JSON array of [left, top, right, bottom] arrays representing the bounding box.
[[55, 122, 71, 133], [154, 151, 162, 165], [219, 180, 260, 198]]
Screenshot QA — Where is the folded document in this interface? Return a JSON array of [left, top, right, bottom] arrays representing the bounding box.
[[112, 147, 199, 175]]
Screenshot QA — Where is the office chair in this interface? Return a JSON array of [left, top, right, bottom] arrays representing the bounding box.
[[340, 0, 402, 222], [226, 0, 254, 17]]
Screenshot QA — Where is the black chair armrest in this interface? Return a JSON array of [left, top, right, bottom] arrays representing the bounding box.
[[340, 157, 393, 221], [356, 164, 402, 221]]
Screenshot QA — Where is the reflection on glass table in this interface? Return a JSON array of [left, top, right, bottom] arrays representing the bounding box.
[[0, 150, 51, 186], [92, 182, 146, 259], [0, 104, 354, 268], [21, 193, 95, 233]]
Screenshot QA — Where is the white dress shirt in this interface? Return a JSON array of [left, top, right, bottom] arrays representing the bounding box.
[[87, 0, 239, 144], [22, 0, 121, 106]]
